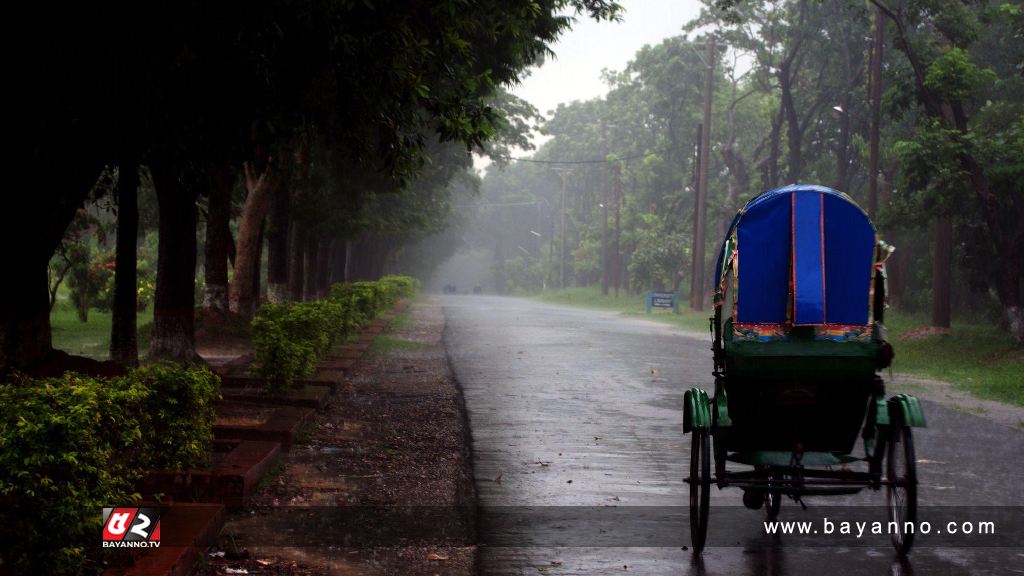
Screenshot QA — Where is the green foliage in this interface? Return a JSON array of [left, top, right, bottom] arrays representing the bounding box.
[[129, 364, 220, 470], [65, 245, 113, 323], [504, 256, 546, 293], [251, 303, 336, 394], [252, 276, 419, 392], [924, 48, 996, 102], [94, 246, 157, 314], [628, 214, 689, 291], [378, 275, 421, 301], [328, 282, 387, 322], [0, 365, 219, 575], [0, 374, 144, 574]]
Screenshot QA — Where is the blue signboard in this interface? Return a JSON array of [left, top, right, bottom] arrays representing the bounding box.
[[646, 291, 679, 314]]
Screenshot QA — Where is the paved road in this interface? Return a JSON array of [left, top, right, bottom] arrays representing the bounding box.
[[443, 295, 1024, 575]]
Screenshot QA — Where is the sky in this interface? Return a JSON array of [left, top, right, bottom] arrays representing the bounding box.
[[476, 0, 704, 171]]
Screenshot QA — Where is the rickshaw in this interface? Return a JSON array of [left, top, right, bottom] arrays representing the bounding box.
[[683, 184, 925, 555]]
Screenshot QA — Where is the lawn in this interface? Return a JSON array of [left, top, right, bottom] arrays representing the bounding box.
[[50, 305, 153, 360], [530, 287, 1024, 407], [884, 313, 1024, 407]]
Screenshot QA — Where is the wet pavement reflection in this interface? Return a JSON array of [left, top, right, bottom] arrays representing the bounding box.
[[443, 295, 1024, 575]]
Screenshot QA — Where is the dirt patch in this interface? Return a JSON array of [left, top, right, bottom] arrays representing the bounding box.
[[216, 404, 275, 427], [205, 298, 477, 576], [196, 308, 253, 361]]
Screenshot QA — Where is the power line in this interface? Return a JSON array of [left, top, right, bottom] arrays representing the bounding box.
[[454, 200, 538, 208], [488, 147, 674, 166]]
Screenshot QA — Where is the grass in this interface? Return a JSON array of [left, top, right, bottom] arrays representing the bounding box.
[[529, 286, 1024, 407], [254, 462, 286, 492], [386, 310, 412, 332], [884, 313, 1024, 407], [369, 335, 430, 357], [533, 287, 712, 333], [50, 305, 154, 359]]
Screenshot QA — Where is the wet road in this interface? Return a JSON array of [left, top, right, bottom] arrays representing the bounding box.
[[442, 295, 1024, 575]]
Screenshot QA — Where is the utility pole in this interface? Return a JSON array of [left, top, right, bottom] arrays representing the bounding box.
[[613, 162, 622, 298], [692, 37, 714, 312], [867, 7, 884, 222], [689, 124, 702, 309], [601, 120, 610, 296], [554, 168, 570, 290]]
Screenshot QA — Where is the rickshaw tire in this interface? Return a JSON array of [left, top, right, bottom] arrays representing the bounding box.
[[886, 422, 917, 556], [689, 429, 711, 553], [766, 488, 782, 520]]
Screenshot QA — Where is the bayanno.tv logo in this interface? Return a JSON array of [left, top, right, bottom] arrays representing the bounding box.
[[102, 508, 162, 548]]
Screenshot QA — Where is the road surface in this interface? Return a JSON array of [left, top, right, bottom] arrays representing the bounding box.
[[442, 295, 1024, 575]]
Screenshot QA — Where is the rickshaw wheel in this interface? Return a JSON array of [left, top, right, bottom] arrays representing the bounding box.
[[765, 482, 782, 520], [887, 424, 917, 556], [689, 429, 711, 553]]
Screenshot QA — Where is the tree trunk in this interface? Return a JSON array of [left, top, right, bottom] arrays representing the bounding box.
[[761, 110, 784, 189], [110, 159, 139, 366], [834, 95, 852, 193], [2, 168, 99, 375], [344, 240, 354, 282], [228, 163, 278, 318], [287, 222, 305, 301], [303, 236, 319, 301], [316, 238, 331, 298], [148, 161, 201, 362], [779, 60, 802, 184], [866, 6, 884, 219], [267, 183, 289, 303], [252, 220, 265, 305], [931, 216, 953, 329], [77, 291, 89, 323], [0, 260, 53, 375], [372, 239, 390, 281], [203, 164, 233, 312], [329, 238, 347, 285]]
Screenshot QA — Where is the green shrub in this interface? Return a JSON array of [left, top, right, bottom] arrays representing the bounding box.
[[130, 363, 220, 470], [378, 275, 420, 302], [0, 364, 220, 575], [252, 277, 419, 393], [329, 281, 386, 319], [252, 304, 320, 393]]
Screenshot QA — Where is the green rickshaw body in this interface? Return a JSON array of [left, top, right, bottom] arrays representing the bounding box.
[[712, 185, 894, 455], [687, 185, 923, 556]]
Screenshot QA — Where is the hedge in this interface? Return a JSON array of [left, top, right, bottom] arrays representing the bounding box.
[[0, 364, 220, 575], [252, 275, 419, 392]]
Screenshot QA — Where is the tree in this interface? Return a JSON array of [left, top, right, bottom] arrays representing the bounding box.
[[1, 4, 115, 375], [110, 161, 140, 366], [874, 0, 1024, 340], [229, 161, 281, 317]]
